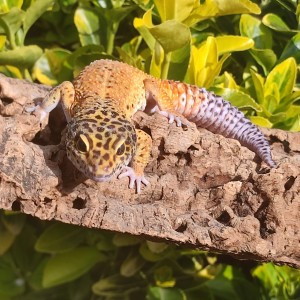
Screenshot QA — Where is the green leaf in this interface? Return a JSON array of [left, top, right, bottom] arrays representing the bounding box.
[[23, 0, 55, 36], [0, 256, 25, 296], [35, 223, 85, 253], [74, 7, 100, 46], [262, 13, 291, 32], [0, 0, 22, 13], [211, 88, 262, 112], [147, 241, 169, 253], [280, 32, 300, 64], [154, 0, 195, 22], [149, 20, 190, 53], [42, 247, 104, 288], [147, 287, 185, 300], [1, 213, 26, 235], [0, 7, 24, 46], [0, 228, 15, 255], [215, 36, 254, 55], [33, 48, 72, 85], [249, 48, 277, 75], [249, 116, 273, 128], [112, 233, 141, 247], [264, 57, 297, 102], [0, 45, 43, 68], [240, 14, 272, 49], [215, 0, 261, 15], [250, 69, 265, 104], [92, 274, 139, 296], [120, 251, 145, 277]]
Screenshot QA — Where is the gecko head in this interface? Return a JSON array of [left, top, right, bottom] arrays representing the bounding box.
[[66, 111, 137, 182]]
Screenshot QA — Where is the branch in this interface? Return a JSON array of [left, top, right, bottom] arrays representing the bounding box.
[[0, 74, 299, 269]]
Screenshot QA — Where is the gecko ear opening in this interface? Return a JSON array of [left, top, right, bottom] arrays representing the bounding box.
[[75, 134, 89, 153]]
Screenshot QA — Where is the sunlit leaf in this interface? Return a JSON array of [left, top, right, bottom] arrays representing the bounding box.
[[250, 116, 273, 128], [74, 7, 100, 46], [216, 36, 254, 55], [250, 48, 277, 75], [0, 45, 43, 68], [264, 57, 296, 102], [149, 20, 190, 53], [0, 0, 22, 13], [211, 87, 262, 112], [240, 14, 272, 49], [215, 0, 260, 15], [262, 13, 291, 32], [154, 0, 195, 22], [250, 69, 265, 104]]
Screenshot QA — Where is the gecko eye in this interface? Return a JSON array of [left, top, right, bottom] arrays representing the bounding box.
[[75, 134, 89, 153], [116, 143, 125, 156]]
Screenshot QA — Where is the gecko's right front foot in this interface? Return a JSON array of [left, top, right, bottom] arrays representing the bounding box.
[[118, 166, 150, 194]]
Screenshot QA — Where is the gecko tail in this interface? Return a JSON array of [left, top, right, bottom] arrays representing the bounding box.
[[192, 90, 276, 168]]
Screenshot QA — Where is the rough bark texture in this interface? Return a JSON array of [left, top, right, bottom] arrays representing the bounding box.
[[0, 74, 299, 269]]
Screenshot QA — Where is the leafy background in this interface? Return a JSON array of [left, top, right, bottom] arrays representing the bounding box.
[[0, 0, 300, 299]]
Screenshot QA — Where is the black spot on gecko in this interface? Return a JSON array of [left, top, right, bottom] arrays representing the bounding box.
[[97, 127, 105, 132], [95, 133, 102, 140]]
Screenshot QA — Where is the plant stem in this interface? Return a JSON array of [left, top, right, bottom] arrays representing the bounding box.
[[161, 51, 171, 80]]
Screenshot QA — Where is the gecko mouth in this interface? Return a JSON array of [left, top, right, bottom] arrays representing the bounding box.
[[90, 174, 113, 182]]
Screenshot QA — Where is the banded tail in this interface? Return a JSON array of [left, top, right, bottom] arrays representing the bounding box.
[[144, 79, 276, 168]]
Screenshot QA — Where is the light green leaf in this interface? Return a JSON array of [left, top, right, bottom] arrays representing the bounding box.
[[262, 13, 291, 32], [240, 14, 272, 49], [23, 0, 55, 36], [154, 0, 195, 22], [264, 57, 296, 102], [43, 247, 104, 288], [35, 222, 84, 253], [149, 20, 190, 53], [0, 0, 22, 13], [74, 7, 100, 46], [250, 69, 265, 104], [216, 36, 254, 55], [0, 45, 43, 68], [250, 116, 273, 128], [211, 87, 262, 112]]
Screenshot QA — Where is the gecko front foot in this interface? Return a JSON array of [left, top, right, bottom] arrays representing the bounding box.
[[26, 104, 48, 122], [118, 166, 149, 194]]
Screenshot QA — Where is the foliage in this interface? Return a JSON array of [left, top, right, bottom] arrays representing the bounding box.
[[0, 0, 300, 299], [0, 211, 299, 300]]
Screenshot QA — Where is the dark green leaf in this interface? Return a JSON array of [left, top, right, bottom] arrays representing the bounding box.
[[35, 222, 85, 253], [42, 247, 104, 288]]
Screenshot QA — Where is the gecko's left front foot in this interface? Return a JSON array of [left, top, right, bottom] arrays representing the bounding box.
[[118, 166, 149, 194]]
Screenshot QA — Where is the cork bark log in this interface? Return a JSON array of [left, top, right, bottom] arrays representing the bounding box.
[[0, 74, 299, 269]]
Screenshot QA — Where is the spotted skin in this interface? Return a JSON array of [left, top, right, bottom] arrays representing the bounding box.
[[33, 59, 275, 193]]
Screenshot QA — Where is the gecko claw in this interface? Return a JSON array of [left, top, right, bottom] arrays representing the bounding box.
[[118, 166, 149, 193], [159, 111, 183, 127]]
